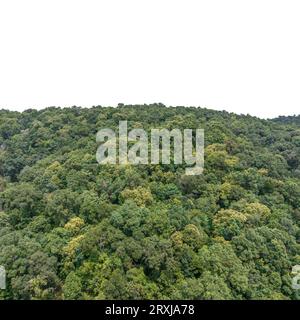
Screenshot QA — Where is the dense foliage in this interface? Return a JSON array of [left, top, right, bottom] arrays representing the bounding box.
[[1, 104, 300, 300]]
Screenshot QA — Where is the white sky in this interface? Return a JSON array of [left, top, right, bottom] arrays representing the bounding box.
[[0, 0, 299, 118]]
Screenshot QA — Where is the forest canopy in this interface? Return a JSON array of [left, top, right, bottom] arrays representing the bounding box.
[[1, 104, 300, 300]]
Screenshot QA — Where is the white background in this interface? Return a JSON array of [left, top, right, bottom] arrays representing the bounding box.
[[0, 0, 299, 118]]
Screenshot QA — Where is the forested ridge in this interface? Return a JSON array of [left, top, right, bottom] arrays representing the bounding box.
[[1, 104, 300, 300]]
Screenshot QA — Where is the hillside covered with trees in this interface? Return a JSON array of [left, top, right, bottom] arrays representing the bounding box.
[[1, 104, 300, 300]]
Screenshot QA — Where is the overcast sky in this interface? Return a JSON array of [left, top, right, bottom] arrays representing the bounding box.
[[0, 0, 299, 118]]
